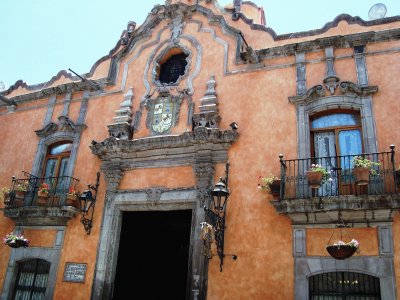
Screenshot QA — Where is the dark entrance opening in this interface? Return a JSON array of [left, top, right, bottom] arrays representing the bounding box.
[[113, 210, 192, 300]]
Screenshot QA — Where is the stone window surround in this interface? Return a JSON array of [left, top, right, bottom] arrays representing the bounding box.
[[295, 94, 378, 160], [1, 227, 65, 300], [293, 226, 396, 299]]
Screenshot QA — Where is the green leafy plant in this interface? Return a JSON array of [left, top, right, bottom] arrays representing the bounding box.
[[258, 174, 280, 192], [0, 187, 10, 202], [15, 182, 28, 192], [352, 156, 380, 175]]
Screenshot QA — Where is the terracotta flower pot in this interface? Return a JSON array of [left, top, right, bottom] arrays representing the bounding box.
[[306, 171, 323, 189], [66, 194, 79, 208], [15, 190, 26, 199], [352, 167, 370, 185], [268, 179, 281, 197], [37, 191, 49, 205]]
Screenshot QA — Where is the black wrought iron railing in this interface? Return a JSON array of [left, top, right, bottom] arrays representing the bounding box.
[[4, 171, 79, 208], [279, 146, 397, 200]]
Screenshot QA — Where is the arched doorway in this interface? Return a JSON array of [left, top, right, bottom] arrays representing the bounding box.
[[309, 271, 381, 299]]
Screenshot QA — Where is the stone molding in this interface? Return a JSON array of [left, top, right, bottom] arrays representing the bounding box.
[[151, 44, 192, 87], [271, 193, 400, 226], [35, 115, 86, 138], [3, 206, 79, 226], [289, 79, 378, 104], [92, 127, 237, 193], [91, 128, 238, 160]]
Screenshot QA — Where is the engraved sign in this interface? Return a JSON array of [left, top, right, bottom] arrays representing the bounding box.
[[63, 263, 87, 283]]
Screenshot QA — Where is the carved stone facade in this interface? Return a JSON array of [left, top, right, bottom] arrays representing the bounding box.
[[1, 1, 400, 300]]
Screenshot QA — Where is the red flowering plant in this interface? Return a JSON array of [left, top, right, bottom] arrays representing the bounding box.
[[68, 186, 77, 196], [38, 182, 50, 193]]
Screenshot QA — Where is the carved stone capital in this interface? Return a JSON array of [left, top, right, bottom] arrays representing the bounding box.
[[102, 168, 124, 191]]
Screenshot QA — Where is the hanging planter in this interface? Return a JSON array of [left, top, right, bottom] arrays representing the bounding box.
[[3, 233, 29, 248], [326, 220, 359, 260], [326, 242, 359, 260]]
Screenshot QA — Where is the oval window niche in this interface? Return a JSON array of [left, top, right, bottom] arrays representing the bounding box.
[[153, 47, 190, 86]]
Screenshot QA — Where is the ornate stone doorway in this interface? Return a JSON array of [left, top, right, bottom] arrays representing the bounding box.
[[112, 210, 192, 300]]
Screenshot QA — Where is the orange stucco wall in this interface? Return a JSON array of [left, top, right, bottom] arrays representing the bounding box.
[[1, 1, 400, 299]]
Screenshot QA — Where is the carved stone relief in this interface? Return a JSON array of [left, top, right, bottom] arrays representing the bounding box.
[[35, 116, 86, 138], [145, 90, 184, 135], [193, 162, 215, 206]]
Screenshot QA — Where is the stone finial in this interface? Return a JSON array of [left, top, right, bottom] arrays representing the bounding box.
[[192, 75, 221, 129], [108, 88, 134, 140]]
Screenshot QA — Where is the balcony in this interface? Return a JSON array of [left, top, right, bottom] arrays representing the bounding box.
[[270, 146, 400, 226], [3, 172, 80, 226]]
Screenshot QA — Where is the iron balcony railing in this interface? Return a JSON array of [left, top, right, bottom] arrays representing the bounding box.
[[4, 171, 79, 208], [279, 146, 397, 200]]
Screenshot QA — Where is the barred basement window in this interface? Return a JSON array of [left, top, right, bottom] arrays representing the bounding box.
[[12, 259, 51, 299], [158, 52, 188, 84]]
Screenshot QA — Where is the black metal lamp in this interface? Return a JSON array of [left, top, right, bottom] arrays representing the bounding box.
[[204, 162, 236, 272], [79, 172, 100, 235]]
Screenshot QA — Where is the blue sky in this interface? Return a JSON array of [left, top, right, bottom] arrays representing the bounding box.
[[0, 0, 399, 88]]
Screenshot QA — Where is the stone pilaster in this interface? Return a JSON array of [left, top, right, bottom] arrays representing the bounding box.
[[193, 163, 215, 206], [103, 168, 124, 192]]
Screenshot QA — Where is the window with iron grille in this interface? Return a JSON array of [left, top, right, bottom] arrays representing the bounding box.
[[12, 259, 51, 300], [158, 53, 188, 84], [309, 271, 381, 299]]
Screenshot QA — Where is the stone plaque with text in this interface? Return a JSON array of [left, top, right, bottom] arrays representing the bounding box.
[[63, 263, 87, 283]]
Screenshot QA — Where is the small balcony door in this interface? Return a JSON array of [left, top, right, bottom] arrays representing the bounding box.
[[43, 142, 72, 194], [311, 112, 363, 195]]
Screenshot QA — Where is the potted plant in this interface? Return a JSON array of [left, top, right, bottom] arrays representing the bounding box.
[[258, 175, 281, 196], [3, 233, 29, 248], [15, 182, 28, 199], [352, 156, 380, 186], [0, 187, 10, 204], [306, 164, 330, 189], [66, 187, 79, 208], [326, 239, 359, 260], [37, 182, 50, 205]]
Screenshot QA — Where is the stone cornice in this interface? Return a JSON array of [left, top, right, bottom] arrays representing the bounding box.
[[90, 127, 238, 168], [289, 81, 378, 104], [258, 27, 400, 59], [1, 77, 109, 105]]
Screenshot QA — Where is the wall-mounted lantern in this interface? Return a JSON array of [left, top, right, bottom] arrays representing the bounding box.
[[204, 162, 236, 271], [79, 172, 100, 235]]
